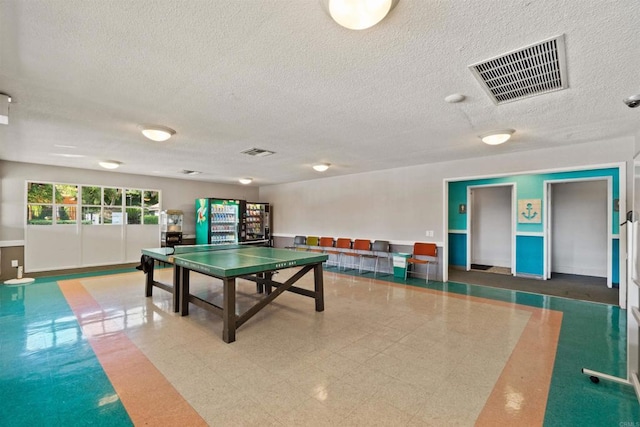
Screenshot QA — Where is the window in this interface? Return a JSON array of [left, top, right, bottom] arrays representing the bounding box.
[[27, 183, 78, 225], [55, 184, 78, 224], [27, 183, 53, 225], [81, 186, 102, 224], [125, 189, 160, 224], [27, 182, 160, 226], [143, 190, 159, 224], [103, 188, 123, 225]]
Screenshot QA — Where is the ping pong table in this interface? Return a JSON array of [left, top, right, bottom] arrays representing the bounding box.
[[139, 244, 328, 343]]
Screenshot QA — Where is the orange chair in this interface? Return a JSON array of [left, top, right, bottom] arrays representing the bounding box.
[[332, 238, 352, 269], [406, 243, 438, 283], [342, 239, 371, 272], [318, 237, 337, 264]]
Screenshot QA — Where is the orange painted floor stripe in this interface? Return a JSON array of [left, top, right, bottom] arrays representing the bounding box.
[[59, 279, 207, 426], [475, 308, 562, 425]]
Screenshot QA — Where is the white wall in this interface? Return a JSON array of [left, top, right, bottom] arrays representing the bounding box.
[[0, 160, 260, 242], [260, 137, 635, 246]]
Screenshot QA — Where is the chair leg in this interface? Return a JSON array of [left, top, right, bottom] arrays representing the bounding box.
[[426, 263, 430, 284]]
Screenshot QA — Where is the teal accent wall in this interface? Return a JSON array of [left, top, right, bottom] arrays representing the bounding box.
[[516, 235, 544, 275], [448, 167, 620, 278], [448, 233, 467, 267]]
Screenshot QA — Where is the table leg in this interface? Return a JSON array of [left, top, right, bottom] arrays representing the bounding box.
[[256, 272, 264, 294], [172, 265, 180, 313], [264, 271, 273, 295], [222, 278, 236, 343], [144, 258, 154, 297], [314, 263, 325, 312], [179, 267, 190, 316]]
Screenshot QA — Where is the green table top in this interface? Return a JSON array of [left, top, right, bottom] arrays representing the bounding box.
[[142, 245, 328, 278]]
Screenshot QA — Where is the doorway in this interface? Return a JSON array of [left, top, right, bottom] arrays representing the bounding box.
[[546, 179, 610, 286], [468, 185, 514, 274]]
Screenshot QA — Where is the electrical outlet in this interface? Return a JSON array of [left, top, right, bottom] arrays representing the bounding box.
[[11, 260, 18, 267], [425, 230, 434, 237]]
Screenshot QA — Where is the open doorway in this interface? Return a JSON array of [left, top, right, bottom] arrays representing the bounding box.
[[546, 179, 610, 287], [468, 185, 514, 275]]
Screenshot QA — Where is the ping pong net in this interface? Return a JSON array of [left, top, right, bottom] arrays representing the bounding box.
[[164, 241, 263, 256]]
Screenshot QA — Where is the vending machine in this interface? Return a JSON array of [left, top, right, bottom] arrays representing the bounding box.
[[242, 202, 271, 243], [195, 198, 242, 245]]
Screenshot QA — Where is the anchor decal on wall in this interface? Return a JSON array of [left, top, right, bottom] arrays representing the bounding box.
[[522, 203, 538, 220], [517, 199, 542, 223]]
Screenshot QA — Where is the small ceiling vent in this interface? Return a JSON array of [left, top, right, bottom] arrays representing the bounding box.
[[469, 35, 568, 105], [241, 148, 275, 157], [181, 170, 201, 176]]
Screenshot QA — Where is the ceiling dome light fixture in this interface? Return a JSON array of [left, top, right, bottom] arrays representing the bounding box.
[[239, 178, 253, 185], [99, 160, 121, 169], [479, 129, 515, 146], [141, 125, 176, 142], [323, 0, 399, 30], [313, 163, 331, 172]]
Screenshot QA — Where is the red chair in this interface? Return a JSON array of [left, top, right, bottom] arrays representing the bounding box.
[[332, 238, 352, 269], [342, 239, 371, 272], [319, 237, 337, 265], [406, 243, 438, 283]]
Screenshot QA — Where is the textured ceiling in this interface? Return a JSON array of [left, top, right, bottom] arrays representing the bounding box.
[[1, 0, 639, 185]]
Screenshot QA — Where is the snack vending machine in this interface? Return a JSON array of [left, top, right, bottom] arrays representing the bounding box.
[[195, 198, 241, 245], [242, 202, 271, 243]]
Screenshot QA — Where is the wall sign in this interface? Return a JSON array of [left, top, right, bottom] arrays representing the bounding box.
[[518, 199, 541, 223]]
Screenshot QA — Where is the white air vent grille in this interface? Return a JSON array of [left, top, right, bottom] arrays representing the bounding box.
[[241, 148, 275, 157], [469, 35, 568, 105]]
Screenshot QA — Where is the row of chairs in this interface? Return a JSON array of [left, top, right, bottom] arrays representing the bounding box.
[[287, 236, 392, 275], [286, 236, 438, 282]]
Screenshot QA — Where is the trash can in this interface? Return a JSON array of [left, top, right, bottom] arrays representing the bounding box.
[[392, 253, 411, 279]]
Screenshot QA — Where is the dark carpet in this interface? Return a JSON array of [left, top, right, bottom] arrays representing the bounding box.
[[447, 269, 618, 305]]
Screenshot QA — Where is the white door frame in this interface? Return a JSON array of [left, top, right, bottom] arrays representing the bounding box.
[[543, 177, 612, 287], [466, 183, 516, 275]]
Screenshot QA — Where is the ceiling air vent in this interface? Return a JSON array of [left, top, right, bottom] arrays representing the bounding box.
[[469, 35, 568, 105], [241, 148, 275, 157], [181, 170, 201, 176]]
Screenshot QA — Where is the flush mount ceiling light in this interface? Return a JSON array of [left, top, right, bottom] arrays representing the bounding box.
[[99, 160, 121, 169], [479, 129, 515, 146], [239, 178, 253, 185], [313, 163, 331, 172], [141, 125, 176, 142], [322, 0, 399, 30], [479, 129, 515, 145]]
